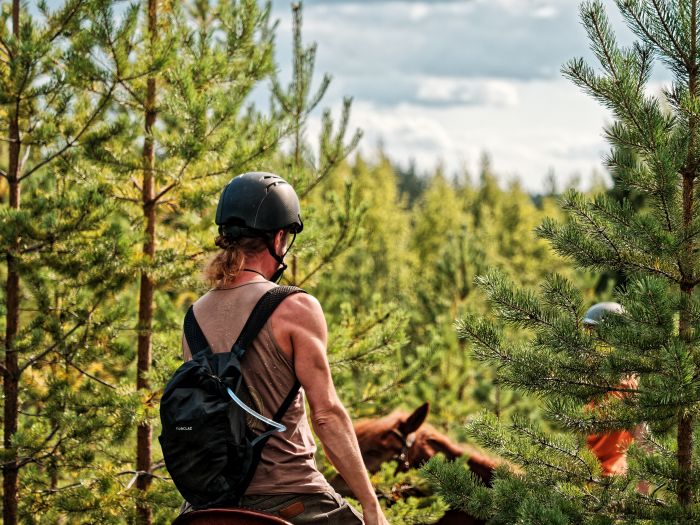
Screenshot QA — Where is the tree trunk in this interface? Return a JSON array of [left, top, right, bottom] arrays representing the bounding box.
[[135, 1, 157, 523], [3, 161, 21, 525], [677, 3, 698, 508], [3, 2, 22, 523]]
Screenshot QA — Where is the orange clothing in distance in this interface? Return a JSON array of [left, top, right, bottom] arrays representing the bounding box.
[[585, 375, 638, 476]]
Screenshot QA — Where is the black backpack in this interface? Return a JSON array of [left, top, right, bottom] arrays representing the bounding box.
[[159, 285, 305, 509]]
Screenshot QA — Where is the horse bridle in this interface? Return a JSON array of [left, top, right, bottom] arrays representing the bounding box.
[[390, 428, 416, 471]]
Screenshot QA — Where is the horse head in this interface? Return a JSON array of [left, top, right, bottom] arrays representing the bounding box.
[[344, 403, 501, 525], [354, 402, 498, 486], [354, 402, 430, 473]]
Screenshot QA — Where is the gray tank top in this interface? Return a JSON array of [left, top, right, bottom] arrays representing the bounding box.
[[182, 281, 331, 494]]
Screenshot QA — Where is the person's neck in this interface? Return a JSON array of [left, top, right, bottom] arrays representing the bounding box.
[[218, 267, 269, 289], [241, 267, 268, 280]]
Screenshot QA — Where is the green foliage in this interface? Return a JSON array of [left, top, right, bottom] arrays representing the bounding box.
[[364, 461, 449, 525], [426, 1, 700, 523], [422, 457, 492, 521], [0, 1, 615, 524]]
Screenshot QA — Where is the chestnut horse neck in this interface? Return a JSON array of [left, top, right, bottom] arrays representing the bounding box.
[[407, 423, 465, 465]]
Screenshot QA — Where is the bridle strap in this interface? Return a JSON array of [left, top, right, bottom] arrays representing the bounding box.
[[390, 428, 415, 471]]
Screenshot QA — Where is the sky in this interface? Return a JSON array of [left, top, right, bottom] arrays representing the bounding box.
[[267, 0, 670, 192]]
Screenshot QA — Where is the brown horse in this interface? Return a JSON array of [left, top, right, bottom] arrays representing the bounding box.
[[334, 403, 503, 525], [354, 402, 499, 483]]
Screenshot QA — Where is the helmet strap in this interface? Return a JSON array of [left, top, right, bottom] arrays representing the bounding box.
[[269, 258, 287, 284], [266, 232, 296, 284]]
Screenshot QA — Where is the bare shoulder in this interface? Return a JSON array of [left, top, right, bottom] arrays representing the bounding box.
[[270, 291, 328, 361], [277, 291, 324, 321]]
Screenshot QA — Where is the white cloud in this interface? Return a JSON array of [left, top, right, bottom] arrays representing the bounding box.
[[408, 3, 431, 21], [273, 0, 581, 80], [415, 77, 520, 107], [273, 0, 655, 82], [303, 79, 611, 192], [266, 0, 669, 191], [532, 5, 559, 18], [479, 0, 563, 16]]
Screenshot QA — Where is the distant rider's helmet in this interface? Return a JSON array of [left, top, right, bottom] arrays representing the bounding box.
[[583, 302, 624, 327], [215, 172, 303, 281]]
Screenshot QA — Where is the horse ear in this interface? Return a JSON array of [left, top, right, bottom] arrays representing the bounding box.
[[399, 402, 429, 435]]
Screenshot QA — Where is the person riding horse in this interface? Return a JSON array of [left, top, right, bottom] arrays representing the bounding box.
[[583, 302, 649, 490], [180, 173, 390, 525]]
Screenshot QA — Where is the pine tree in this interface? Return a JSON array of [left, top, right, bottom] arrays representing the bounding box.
[[0, 2, 128, 523], [4, 154, 137, 525], [82, 1, 282, 521], [425, 1, 700, 523], [265, 2, 413, 413], [269, 2, 362, 289]]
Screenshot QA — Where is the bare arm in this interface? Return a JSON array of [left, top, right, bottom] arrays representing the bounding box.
[[276, 294, 387, 524]]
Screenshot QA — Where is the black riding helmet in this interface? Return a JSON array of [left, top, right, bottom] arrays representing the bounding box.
[[216, 172, 303, 236], [215, 172, 303, 282]]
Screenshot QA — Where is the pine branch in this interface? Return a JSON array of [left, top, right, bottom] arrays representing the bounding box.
[[190, 131, 284, 180], [541, 274, 583, 326], [19, 320, 85, 374], [330, 324, 401, 366], [650, 0, 690, 67], [476, 272, 555, 331], [67, 362, 117, 390], [547, 202, 681, 282], [345, 369, 414, 409], [11, 426, 63, 469], [536, 375, 639, 395], [153, 180, 178, 204], [421, 457, 492, 520], [587, 2, 620, 81], [112, 195, 140, 204], [0, 32, 12, 60], [455, 316, 512, 364], [347, 310, 395, 348], [117, 470, 171, 484], [511, 419, 596, 482], [587, 197, 645, 244], [19, 82, 117, 181], [619, 0, 687, 67], [45, 0, 86, 47], [297, 209, 361, 286], [34, 482, 82, 495]]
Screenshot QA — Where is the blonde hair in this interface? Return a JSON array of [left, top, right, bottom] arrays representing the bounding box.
[[203, 235, 269, 288]]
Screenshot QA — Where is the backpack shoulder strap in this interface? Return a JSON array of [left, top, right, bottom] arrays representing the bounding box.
[[236, 379, 302, 501], [231, 285, 307, 358], [230, 286, 307, 502], [184, 305, 210, 357]]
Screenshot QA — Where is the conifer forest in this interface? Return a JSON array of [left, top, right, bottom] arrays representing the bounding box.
[[4, 0, 700, 524]]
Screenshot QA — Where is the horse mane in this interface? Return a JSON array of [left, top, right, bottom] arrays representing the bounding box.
[[412, 422, 465, 453]]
